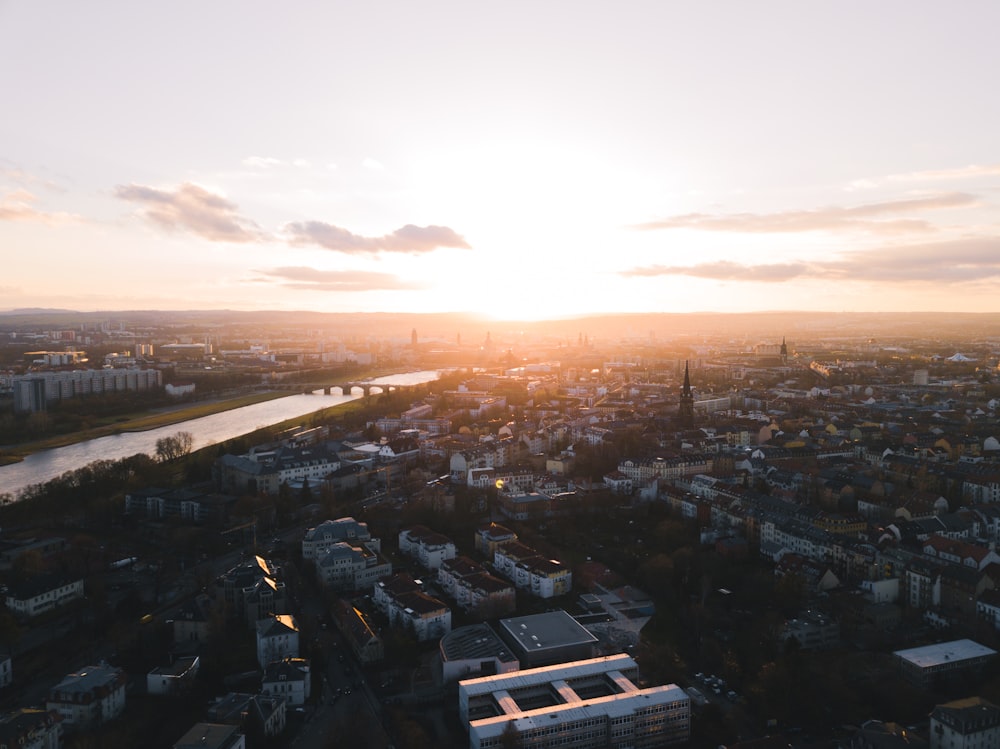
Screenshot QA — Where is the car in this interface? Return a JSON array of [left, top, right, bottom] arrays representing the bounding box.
[[727, 690, 738, 701], [694, 672, 704, 681]]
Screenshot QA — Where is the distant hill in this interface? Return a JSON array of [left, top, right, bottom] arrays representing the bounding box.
[[1, 308, 999, 342]]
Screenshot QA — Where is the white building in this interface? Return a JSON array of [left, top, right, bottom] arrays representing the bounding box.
[[398, 525, 457, 571], [47, 663, 127, 731], [301, 517, 377, 561], [930, 697, 1000, 749], [256, 615, 300, 669], [374, 574, 452, 642], [493, 542, 572, 599], [459, 654, 690, 749], [895, 639, 997, 687], [216, 444, 341, 496], [5, 576, 85, 618], [12, 368, 161, 412], [315, 542, 392, 592], [261, 658, 311, 707]]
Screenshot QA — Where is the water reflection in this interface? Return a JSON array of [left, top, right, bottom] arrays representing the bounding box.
[[1, 370, 440, 499]]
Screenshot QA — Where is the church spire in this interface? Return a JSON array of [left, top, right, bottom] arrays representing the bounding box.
[[678, 360, 694, 428]]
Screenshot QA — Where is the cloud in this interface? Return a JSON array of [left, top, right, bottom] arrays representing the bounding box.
[[850, 163, 1000, 190], [822, 237, 1000, 283], [114, 182, 266, 243], [284, 221, 471, 254], [623, 261, 810, 282], [0, 189, 78, 224], [0, 189, 42, 220], [241, 156, 312, 169], [256, 266, 425, 291], [0, 161, 66, 193], [621, 236, 1000, 285], [634, 192, 977, 235], [363, 157, 384, 170]]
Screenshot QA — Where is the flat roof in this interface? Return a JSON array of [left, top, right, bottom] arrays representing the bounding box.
[[498, 610, 598, 653], [441, 624, 517, 664], [894, 639, 997, 668], [461, 654, 636, 696], [470, 684, 688, 742]]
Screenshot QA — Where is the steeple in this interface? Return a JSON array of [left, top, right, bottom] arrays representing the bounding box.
[[678, 360, 694, 429], [780, 336, 788, 364]]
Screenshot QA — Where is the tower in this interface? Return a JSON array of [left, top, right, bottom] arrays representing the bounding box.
[[780, 336, 788, 364], [678, 360, 694, 429]]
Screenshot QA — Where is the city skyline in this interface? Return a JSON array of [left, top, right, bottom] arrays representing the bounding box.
[[3, 2, 999, 320]]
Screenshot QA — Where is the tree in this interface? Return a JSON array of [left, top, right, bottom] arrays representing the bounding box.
[[155, 431, 194, 462], [499, 720, 521, 749]]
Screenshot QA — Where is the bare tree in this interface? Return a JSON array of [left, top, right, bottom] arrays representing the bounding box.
[[155, 431, 194, 462]]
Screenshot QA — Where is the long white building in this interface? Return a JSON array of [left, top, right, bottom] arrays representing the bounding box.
[[13, 368, 162, 412], [459, 654, 689, 749]]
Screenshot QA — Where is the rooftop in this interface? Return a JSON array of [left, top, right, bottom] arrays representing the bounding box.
[[498, 610, 598, 653], [894, 638, 997, 668]]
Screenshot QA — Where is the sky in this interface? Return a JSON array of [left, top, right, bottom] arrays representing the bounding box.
[[2, 2, 1000, 321]]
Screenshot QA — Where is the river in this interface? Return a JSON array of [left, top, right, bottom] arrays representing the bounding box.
[[0, 370, 441, 499]]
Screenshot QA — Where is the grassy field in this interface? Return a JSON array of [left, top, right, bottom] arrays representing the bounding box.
[[1, 390, 293, 461]]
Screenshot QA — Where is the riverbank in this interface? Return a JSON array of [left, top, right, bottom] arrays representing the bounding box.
[[0, 390, 293, 463]]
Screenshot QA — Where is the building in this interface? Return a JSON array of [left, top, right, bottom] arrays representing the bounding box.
[[497, 611, 598, 668], [398, 525, 457, 571], [5, 575, 85, 619], [459, 654, 690, 749], [46, 663, 127, 731], [894, 639, 997, 687], [12, 368, 161, 413], [215, 443, 340, 496], [172, 594, 213, 647], [217, 556, 287, 627], [261, 658, 311, 707], [124, 486, 236, 524], [439, 556, 516, 618], [781, 610, 840, 651], [0, 654, 10, 690], [301, 517, 377, 561], [930, 697, 1000, 749], [493, 542, 572, 599], [207, 693, 287, 741], [335, 601, 384, 664], [475, 523, 518, 558], [12, 377, 46, 414], [374, 574, 452, 642], [439, 624, 521, 683], [0, 708, 62, 749], [678, 361, 694, 429], [173, 722, 245, 749], [256, 615, 300, 669], [147, 656, 200, 696], [579, 583, 655, 649], [315, 541, 392, 592]]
